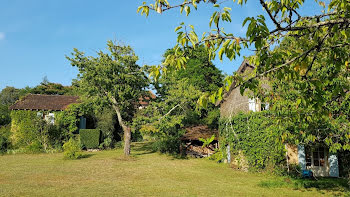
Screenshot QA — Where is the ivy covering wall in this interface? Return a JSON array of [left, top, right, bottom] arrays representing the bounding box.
[[219, 111, 286, 170], [10, 110, 73, 151], [10, 110, 39, 148]]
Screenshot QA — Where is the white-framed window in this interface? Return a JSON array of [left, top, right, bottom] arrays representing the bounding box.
[[248, 98, 256, 112], [44, 113, 55, 125], [305, 146, 326, 167]]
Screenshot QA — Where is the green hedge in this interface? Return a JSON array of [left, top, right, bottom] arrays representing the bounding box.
[[79, 129, 100, 149], [220, 111, 285, 170]]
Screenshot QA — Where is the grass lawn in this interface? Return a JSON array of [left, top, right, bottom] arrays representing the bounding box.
[[0, 142, 348, 196]]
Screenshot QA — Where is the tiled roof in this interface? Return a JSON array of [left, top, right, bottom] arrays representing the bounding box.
[[180, 125, 218, 141], [216, 59, 255, 106], [139, 91, 156, 106], [9, 94, 80, 111]]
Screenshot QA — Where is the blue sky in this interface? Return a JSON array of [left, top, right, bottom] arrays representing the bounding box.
[[0, 0, 320, 91]]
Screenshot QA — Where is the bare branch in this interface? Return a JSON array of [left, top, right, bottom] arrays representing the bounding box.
[[158, 103, 182, 121]]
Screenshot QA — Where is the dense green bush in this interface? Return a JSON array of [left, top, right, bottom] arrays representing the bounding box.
[[63, 138, 82, 159], [96, 109, 116, 149], [26, 141, 43, 153], [152, 130, 185, 154], [80, 129, 100, 149], [0, 104, 11, 126], [209, 149, 224, 163], [0, 124, 11, 153], [220, 111, 285, 171]]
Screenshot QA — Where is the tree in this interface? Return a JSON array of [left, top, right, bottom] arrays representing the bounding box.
[[155, 45, 224, 95], [266, 36, 349, 152], [0, 86, 31, 126], [0, 104, 11, 126], [137, 1, 350, 151], [31, 78, 74, 95], [67, 41, 149, 155], [138, 0, 349, 77], [0, 86, 30, 106], [133, 79, 202, 153], [133, 46, 223, 153]]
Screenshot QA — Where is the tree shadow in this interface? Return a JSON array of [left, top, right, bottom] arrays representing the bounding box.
[[293, 177, 349, 193], [130, 141, 188, 160], [169, 154, 189, 160], [78, 153, 95, 159], [131, 141, 157, 156], [259, 177, 349, 195]]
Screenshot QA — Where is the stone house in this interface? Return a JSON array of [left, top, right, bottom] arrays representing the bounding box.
[[9, 94, 87, 128], [218, 60, 339, 177]]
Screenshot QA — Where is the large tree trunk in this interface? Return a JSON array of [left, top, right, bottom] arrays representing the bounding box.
[[110, 97, 131, 156]]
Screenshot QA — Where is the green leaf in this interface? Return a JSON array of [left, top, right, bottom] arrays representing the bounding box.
[[185, 6, 191, 16], [174, 26, 182, 32]]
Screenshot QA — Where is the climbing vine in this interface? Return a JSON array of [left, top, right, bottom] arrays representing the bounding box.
[[219, 111, 285, 170]]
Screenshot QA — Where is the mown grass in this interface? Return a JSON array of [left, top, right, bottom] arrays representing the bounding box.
[[0, 142, 348, 196]]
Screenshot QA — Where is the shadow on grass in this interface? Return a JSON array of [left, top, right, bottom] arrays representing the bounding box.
[[259, 177, 349, 194], [131, 141, 157, 156], [63, 153, 95, 160], [130, 141, 188, 160], [169, 154, 189, 160], [79, 153, 94, 159]]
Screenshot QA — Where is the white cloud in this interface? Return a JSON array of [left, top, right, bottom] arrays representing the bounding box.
[[0, 32, 5, 40]]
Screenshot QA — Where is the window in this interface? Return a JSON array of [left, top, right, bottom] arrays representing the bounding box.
[[261, 103, 269, 111], [305, 146, 326, 167], [248, 98, 256, 112], [44, 113, 55, 125], [305, 147, 312, 166]]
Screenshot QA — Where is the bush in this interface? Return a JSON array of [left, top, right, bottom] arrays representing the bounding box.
[[26, 141, 43, 153], [152, 134, 183, 154], [80, 129, 100, 149], [114, 141, 124, 149], [0, 124, 11, 153], [209, 149, 224, 163], [96, 109, 116, 148], [63, 138, 82, 159]]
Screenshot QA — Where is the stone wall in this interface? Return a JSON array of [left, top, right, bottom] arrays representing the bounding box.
[[220, 88, 250, 118]]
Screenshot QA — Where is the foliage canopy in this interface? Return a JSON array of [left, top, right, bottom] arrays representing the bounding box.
[[67, 41, 149, 155]]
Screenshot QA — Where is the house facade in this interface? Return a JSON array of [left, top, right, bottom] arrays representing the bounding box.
[[9, 94, 86, 129], [219, 60, 339, 177]]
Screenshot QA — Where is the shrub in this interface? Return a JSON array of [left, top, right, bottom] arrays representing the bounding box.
[[209, 149, 224, 163], [114, 141, 124, 149], [0, 124, 11, 153], [99, 138, 113, 149], [26, 141, 43, 153], [152, 133, 183, 154], [96, 109, 116, 148], [80, 129, 100, 149], [63, 138, 82, 159]]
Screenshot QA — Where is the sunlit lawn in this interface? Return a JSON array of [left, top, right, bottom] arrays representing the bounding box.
[[0, 142, 348, 196]]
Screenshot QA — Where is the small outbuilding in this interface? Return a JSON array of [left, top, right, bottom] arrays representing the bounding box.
[[180, 125, 218, 158]]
